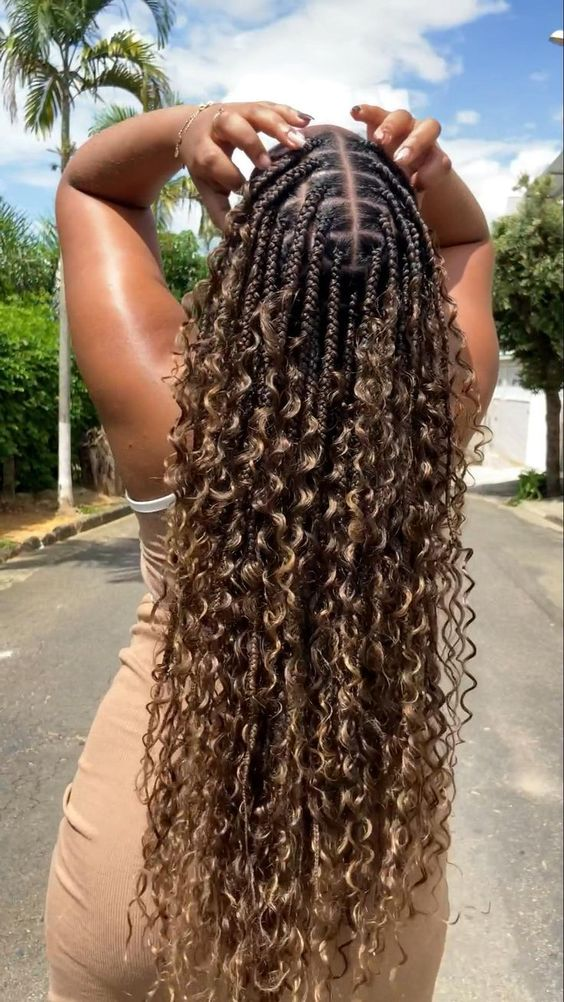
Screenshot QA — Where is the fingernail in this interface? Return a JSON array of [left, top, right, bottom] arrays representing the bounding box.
[[288, 129, 306, 146], [351, 105, 362, 115], [394, 145, 411, 164], [257, 153, 272, 169], [297, 111, 314, 121], [375, 128, 390, 144]]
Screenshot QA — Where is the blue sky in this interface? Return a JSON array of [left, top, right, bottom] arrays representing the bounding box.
[[0, 0, 562, 226], [421, 1, 562, 141]]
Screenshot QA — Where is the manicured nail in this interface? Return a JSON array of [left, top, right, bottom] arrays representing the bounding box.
[[394, 145, 411, 164], [257, 152, 272, 169], [297, 111, 314, 121], [287, 128, 306, 147], [375, 127, 391, 144], [351, 105, 362, 114]]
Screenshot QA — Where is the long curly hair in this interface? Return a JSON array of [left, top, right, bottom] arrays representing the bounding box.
[[133, 129, 481, 1001]]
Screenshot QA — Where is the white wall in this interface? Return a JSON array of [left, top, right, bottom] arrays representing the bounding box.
[[487, 387, 548, 469], [485, 356, 563, 470]]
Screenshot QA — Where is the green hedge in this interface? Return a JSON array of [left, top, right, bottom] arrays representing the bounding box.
[[0, 229, 208, 493], [0, 302, 97, 492]]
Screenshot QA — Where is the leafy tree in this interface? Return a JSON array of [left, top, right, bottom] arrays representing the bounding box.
[[492, 174, 564, 497], [0, 0, 174, 510], [159, 229, 208, 301]]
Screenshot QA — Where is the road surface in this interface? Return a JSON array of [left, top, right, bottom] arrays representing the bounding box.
[[0, 500, 562, 1001]]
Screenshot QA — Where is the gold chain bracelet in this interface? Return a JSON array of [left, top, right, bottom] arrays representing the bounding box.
[[173, 101, 215, 159]]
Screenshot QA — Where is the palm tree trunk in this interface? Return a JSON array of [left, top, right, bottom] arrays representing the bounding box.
[[57, 95, 74, 513], [545, 388, 562, 498]]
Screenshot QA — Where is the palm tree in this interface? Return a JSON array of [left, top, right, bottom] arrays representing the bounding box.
[[0, 0, 174, 511], [0, 196, 36, 298], [90, 101, 220, 241]]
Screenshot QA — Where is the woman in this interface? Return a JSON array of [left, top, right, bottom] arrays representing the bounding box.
[[45, 100, 499, 1002]]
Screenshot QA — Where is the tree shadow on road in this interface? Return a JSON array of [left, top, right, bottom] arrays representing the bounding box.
[[467, 479, 517, 498], [0, 534, 143, 585]]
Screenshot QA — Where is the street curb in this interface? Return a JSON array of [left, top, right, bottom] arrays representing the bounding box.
[[1, 492, 560, 565], [0, 502, 131, 565], [469, 490, 563, 534]]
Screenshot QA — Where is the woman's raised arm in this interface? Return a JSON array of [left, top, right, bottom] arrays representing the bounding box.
[[351, 104, 499, 433], [56, 102, 312, 499]]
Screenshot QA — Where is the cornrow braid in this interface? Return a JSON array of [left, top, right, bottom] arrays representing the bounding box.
[[257, 183, 328, 410], [316, 246, 343, 445], [137, 126, 483, 1002]]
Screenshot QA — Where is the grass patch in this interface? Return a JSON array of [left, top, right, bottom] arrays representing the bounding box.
[[77, 504, 102, 515]]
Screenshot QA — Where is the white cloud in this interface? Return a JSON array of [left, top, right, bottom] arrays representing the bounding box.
[[455, 109, 481, 124], [0, 0, 521, 230], [195, 0, 279, 21], [530, 71, 548, 83], [166, 0, 508, 108], [442, 137, 561, 219]]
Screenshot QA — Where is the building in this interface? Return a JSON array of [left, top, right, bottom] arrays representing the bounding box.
[[485, 353, 554, 470], [546, 150, 563, 198]]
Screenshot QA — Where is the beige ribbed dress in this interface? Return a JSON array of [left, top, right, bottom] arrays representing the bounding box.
[[44, 503, 449, 1002]]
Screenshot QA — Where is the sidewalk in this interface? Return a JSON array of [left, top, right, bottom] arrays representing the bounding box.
[[1, 453, 561, 565], [467, 451, 563, 531], [0, 488, 129, 563]]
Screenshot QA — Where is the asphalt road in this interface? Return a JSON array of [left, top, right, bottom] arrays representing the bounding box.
[[0, 500, 562, 1002]]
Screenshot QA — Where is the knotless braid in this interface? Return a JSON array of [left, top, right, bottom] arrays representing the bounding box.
[[133, 128, 483, 1002]]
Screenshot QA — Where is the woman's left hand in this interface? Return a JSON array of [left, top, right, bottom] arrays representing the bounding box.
[[350, 104, 452, 203], [181, 101, 311, 228]]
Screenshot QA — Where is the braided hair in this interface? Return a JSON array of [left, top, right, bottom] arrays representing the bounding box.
[[134, 128, 481, 1001]]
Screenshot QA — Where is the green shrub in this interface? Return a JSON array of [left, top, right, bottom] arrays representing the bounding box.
[[0, 228, 207, 493], [0, 302, 97, 492], [509, 468, 548, 505]]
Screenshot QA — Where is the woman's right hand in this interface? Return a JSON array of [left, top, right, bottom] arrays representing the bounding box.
[[179, 101, 313, 229], [350, 104, 452, 205]]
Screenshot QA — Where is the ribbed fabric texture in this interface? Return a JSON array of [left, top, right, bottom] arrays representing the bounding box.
[[44, 511, 450, 1001]]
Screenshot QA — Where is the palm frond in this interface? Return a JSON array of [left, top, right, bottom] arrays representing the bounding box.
[[0, 28, 56, 119], [78, 0, 175, 47], [79, 29, 172, 106], [79, 64, 146, 103], [81, 28, 160, 64], [136, 0, 175, 47], [88, 103, 138, 135], [154, 175, 195, 230], [24, 65, 65, 133], [2, 0, 55, 58], [0, 194, 34, 247], [36, 214, 59, 252]]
